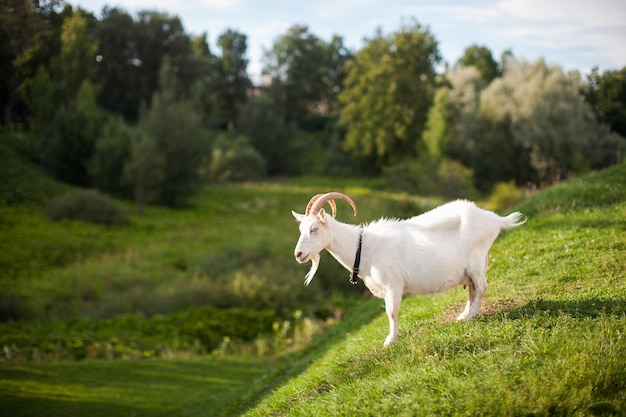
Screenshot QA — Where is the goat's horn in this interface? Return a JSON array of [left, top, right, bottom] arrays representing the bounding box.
[[306, 193, 337, 217], [308, 192, 357, 218]]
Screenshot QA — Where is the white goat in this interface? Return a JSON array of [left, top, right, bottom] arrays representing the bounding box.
[[292, 192, 525, 347]]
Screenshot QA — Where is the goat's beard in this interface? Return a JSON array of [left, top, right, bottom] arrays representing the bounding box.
[[304, 253, 320, 286]]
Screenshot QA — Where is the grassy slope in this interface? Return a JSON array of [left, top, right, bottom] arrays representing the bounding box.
[[0, 356, 272, 417], [1, 143, 624, 416], [243, 164, 626, 416]]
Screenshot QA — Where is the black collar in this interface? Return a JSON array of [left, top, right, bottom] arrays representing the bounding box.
[[349, 230, 363, 285]]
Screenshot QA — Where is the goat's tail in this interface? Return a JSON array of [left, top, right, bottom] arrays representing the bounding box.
[[500, 211, 527, 230]]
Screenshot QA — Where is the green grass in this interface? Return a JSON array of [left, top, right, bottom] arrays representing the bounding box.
[[0, 356, 272, 416], [241, 164, 626, 416], [1, 140, 625, 416]]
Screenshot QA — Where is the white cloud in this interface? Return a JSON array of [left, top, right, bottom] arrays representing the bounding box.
[[199, 0, 245, 10], [500, 0, 626, 27]]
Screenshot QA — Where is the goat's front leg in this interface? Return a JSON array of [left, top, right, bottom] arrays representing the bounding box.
[[383, 290, 402, 347]]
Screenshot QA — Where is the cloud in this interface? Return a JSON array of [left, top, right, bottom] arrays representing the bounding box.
[[199, 0, 244, 10], [500, 0, 626, 27]]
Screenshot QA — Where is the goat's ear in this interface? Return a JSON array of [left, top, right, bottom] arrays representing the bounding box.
[[317, 208, 327, 224], [292, 211, 304, 222]]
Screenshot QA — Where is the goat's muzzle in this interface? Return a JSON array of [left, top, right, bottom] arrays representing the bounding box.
[[294, 250, 308, 263]]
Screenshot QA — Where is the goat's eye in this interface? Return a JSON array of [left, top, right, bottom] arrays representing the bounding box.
[[310, 225, 318, 233]]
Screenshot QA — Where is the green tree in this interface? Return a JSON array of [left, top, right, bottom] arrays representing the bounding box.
[[94, 7, 142, 121], [0, 0, 66, 130], [29, 10, 105, 186], [56, 10, 98, 101], [422, 86, 450, 161], [90, 114, 133, 197], [443, 66, 520, 190], [263, 25, 350, 126], [456, 44, 500, 83], [136, 57, 211, 206], [39, 80, 107, 186], [237, 93, 297, 175], [124, 131, 164, 213], [481, 58, 621, 183], [214, 29, 251, 130], [338, 22, 441, 170], [586, 67, 626, 165]]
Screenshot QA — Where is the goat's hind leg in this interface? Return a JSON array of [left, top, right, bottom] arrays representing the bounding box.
[[383, 290, 402, 347], [463, 272, 488, 320], [456, 279, 476, 321]]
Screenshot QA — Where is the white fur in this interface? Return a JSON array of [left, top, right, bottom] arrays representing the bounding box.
[[293, 199, 525, 347]]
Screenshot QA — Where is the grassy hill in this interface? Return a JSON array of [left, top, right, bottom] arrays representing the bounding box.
[[1, 140, 624, 416], [240, 163, 626, 416]]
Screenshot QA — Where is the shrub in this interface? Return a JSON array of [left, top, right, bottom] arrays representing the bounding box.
[[384, 157, 477, 199], [45, 189, 129, 225], [205, 134, 267, 182], [485, 181, 526, 212]]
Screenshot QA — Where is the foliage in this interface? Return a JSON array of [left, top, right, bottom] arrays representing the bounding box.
[[338, 21, 441, 171], [236, 93, 298, 175], [214, 29, 252, 130], [90, 114, 134, 198], [384, 157, 477, 200], [456, 44, 501, 83], [444, 66, 521, 191], [36, 80, 108, 186], [136, 57, 212, 206], [205, 134, 266, 182], [483, 181, 526, 212], [0, 139, 67, 207], [586, 66, 626, 140], [123, 130, 165, 210], [0, 0, 66, 129], [0, 306, 276, 361], [44, 189, 129, 225], [481, 58, 623, 183], [263, 25, 350, 126]]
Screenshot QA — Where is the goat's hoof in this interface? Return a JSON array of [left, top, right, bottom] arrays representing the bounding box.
[[383, 336, 398, 348]]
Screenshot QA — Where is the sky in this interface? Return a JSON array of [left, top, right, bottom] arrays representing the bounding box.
[[74, 0, 626, 84]]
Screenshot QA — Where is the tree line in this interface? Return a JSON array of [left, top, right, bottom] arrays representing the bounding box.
[[1, 1, 624, 207]]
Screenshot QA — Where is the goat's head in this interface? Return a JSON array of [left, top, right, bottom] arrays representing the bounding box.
[[292, 192, 357, 285]]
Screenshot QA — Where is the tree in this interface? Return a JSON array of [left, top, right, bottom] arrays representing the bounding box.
[[29, 9, 105, 186], [94, 7, 142, 121], [124, 130, 164, 213], [55, 9, 98, 102], [136, 57, 211, 206], [456, 44, 500, 83], [90, 114, 133, 197], [214, 29, 251, 130], [338, 22, 441, 170], [444, 66, 520, 190], [237, 93, 297, 175], [263, 25, 350, 126], [39, 80, 107, 186], [0, 0, 66, 130], [586, 67, 626, 159], [481, 59, 620, 183]]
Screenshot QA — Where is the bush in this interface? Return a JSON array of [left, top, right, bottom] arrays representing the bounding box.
[[485, 181, 526, 212], [205, 134, 267, 182], [45, 189, 129, 225], [384, 157, 477, 199]]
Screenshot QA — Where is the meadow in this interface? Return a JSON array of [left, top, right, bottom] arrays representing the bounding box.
[[1, 140, 625, 415]]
